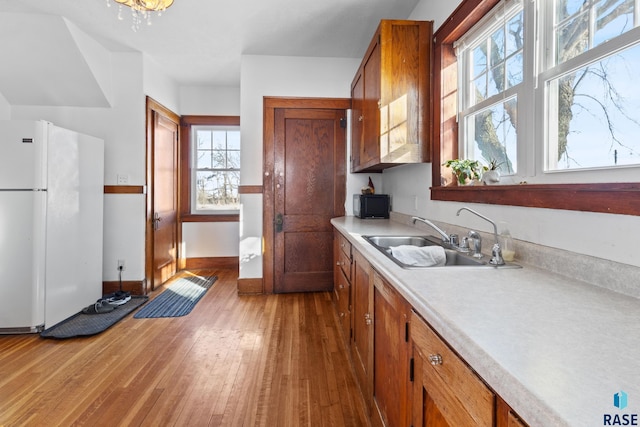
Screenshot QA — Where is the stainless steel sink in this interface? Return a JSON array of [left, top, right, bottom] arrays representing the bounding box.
[[362, 235, 521, 269]]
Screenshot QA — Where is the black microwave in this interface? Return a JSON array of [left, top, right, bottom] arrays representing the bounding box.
[[353, 194, 390, 219]]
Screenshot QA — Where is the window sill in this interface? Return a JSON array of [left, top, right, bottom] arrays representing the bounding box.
[[431, 183, 640, 216], [181, 213, 240, 223]]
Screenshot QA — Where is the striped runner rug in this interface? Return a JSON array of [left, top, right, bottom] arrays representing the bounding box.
[[134, 274, 217, 318]]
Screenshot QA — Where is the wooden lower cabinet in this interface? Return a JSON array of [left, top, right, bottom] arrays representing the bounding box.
[[497, 397, 528, 427], [372, 270, 411, 427], [351, 248, 374, 410], [332, 229, 529, 427], [410, 310, 495, 427], [333, 231, 351, 343]]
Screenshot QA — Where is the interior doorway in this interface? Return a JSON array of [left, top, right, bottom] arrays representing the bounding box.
[[145, 97, 180, 291], [263, 97, 350, 293]]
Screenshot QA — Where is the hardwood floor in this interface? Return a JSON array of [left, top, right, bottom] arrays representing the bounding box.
[[0, 269, 369, 426]]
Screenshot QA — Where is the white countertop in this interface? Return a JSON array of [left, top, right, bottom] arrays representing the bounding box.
[[331, 216, 640, 427]]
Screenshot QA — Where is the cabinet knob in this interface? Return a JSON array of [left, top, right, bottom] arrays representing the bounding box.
[[428, 354, 443, 366], [358, 115, 364, 122], [336, 261, 342, 266], [339, 312, 346, 318], [339, 284, 344, 289]]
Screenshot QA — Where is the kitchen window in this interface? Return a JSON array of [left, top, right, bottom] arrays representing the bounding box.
[[455, 0, 640, 181], [431, 0, 640, 215], [180, 116, 240, 222]]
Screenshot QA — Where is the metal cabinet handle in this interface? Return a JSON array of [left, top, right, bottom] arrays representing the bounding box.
[[428, 354, 443, 366]]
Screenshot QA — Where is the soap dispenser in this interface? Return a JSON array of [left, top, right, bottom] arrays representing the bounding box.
[[498, 221, 515, 262]]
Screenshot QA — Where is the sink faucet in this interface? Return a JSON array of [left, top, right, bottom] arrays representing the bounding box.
[[455, 207, 505, 265], [412, 216, 451, 244]]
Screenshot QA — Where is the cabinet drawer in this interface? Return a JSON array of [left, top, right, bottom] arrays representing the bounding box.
[[411, 311, 494, 426], [336, 243, 351, 281], [335, 268, 350, 338], [336, 232, 351, 259]]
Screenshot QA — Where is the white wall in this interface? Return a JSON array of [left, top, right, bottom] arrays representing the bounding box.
[[239, 55, 361, 278], [0, 92, 10, 119], [380, 0, 640, 269], [179, 86, 241, 258], [11, 52, 150, 282]]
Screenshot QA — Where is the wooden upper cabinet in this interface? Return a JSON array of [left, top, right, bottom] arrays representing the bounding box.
[[351, 19, 433, 173]]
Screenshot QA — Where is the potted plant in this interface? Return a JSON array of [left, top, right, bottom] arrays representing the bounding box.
[[442, 159, 486, 185], [481, 158, 503, 184]]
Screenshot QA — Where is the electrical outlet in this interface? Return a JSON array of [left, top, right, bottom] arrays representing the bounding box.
[[117, 174, 129, 185], [117, 259, 126, 271]]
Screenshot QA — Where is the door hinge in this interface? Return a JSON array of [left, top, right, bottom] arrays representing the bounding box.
[[340, 117, 347, 128], [409, 357, 414, 382]]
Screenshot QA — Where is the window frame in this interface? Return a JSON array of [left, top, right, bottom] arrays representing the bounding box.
[[180, 115, 240, 222], [431, 0, 640, 216]]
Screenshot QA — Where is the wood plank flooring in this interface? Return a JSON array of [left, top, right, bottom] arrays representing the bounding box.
[[0, 269, 369, 426]]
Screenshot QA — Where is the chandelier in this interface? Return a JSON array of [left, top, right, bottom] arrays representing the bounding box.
[[107, 0, 174, 31]]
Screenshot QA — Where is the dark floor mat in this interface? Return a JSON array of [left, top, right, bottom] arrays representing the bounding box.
[[40, 296, 148, 339]]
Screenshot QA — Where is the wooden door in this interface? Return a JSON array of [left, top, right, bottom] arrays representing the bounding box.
[[146, 98, 180, 291], [271, 107, 346, 293]]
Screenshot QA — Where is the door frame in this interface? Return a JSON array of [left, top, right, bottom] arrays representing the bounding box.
[[145, 96, 181, 291], [263, 96, 351, 294]]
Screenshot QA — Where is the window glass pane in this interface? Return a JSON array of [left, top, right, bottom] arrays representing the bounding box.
[[197, 150, 212, 169], [227, 131, 241, 150], [491, 27, 505, 68], [506, 53, 524, 87], [595, 0, 635, 46], [555, 0, 637, 64], [211, 150, 226, 168], [506, 13, 524, 56], [227, 150, 241, 168], [547, 43, 640, 170], [473, 45, 488, 79], [197, 130, 212, 149], [488, 64, 505, 97], [473, 74, 488, 104], [465, 97, 518, 174], [195, 171, 240, 210], [212, 131, 227, 150]]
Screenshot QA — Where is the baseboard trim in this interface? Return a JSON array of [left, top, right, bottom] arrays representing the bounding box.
[[103, 279, 147, 296], [237, 278, 263, 295], [184, 256, 239, 270]]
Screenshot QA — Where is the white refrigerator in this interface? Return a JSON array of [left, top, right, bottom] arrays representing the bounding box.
[[0, 120, 104, 333]]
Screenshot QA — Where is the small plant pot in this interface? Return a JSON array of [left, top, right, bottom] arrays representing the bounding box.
[[481, 170, 501, 185]]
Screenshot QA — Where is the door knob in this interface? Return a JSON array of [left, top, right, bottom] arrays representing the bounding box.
[[275, 213, 283, 232]]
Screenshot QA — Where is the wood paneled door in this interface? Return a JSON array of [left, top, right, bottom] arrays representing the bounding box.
[[263, 97, 350, 294], [146, 97, 180, 291]]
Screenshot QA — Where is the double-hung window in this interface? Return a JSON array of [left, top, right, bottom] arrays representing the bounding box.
[[191, 125, 240, 214], [454, 0, 640, 183]]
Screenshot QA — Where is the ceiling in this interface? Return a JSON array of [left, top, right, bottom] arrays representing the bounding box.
[[0, 0, 420, 94]]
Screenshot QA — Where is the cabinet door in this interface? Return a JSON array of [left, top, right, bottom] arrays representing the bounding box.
[[352, 248, 373, 410], [373, 271, 411, 427], [411, 311, 494, 427], [497, 397, 529, 427], [361, 36, 381, 169], [351, 69, 364, 172]]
